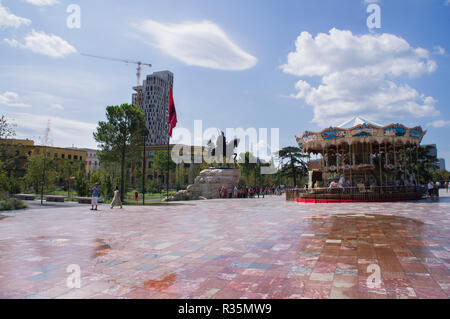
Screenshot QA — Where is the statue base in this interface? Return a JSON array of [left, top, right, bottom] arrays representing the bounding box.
[[167, 168, 241, 201]]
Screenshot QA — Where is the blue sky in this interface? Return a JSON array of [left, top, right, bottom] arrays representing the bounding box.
[[1, 0, 449, 165]]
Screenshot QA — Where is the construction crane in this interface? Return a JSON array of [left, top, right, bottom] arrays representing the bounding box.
[[81, 53, 152, 106]]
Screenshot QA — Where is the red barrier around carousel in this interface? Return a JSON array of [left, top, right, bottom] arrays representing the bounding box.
[[295, 197, 419, 203]]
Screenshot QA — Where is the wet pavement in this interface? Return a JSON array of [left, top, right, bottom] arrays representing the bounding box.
[[0, 192, 449, 299]]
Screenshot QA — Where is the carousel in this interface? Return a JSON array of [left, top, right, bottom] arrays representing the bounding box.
[[294, 117, 427, 203]]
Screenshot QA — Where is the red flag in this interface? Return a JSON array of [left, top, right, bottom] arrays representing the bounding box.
[[168, 87, 177, 137]]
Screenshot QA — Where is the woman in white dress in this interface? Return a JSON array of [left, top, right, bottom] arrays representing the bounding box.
[[110, 186, 122, 209]]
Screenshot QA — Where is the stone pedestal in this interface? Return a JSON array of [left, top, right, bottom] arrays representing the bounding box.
[[168, 168, 240, 201]]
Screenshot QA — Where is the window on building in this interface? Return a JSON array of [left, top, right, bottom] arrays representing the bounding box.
[[74, 155, 78, 160], [54, 153, 58, 158], [80, 156, 82, 161], [68, 154, 72, 160], [61, 154, 65, 159]]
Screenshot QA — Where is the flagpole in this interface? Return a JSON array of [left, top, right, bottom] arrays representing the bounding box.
[[167, 86, 170, 200], [167, 137, 169, 199], [167, 86, 177, 200]]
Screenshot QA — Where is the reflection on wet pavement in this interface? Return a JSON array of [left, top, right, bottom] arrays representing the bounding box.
[[143, 273, 177, 291], [0, 193, 449, 299]]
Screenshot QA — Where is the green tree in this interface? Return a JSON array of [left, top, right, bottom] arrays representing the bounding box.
[[94, 104, 148, 201], [0, 163, 8, 193], [153, 151, 176, 182], [74, 169, 89, 197], [278, 146, 308, 187], [432, 169, 450, 185], [24, 150, 57, 194], [146, 179, 162, 194], [413, 145, 439, 184], [61, 160, 78, 198], [0, 115, 17, 178], [238, 152, 257, 185]]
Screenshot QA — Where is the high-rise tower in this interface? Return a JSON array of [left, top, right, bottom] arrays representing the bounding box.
[[132, 71, 174, 145]]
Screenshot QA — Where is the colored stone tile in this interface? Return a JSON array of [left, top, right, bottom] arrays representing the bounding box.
[[0, 195, 449, 299]]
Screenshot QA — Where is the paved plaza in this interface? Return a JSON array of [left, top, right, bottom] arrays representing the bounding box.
[[0, 193, 449, 299]]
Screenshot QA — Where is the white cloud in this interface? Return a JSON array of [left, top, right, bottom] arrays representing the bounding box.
[[0, 91, 31, 108], [6, 112, 97, 149], [133, 19, 257, 71], [50, 103, 64, 110], [4, 30, 77, 58], [0, 2, 31, 28], [429, 120, 450, 128], [281, 28, 440, 126], [433, 46, 446, 56], [25, 0, 60, 6]]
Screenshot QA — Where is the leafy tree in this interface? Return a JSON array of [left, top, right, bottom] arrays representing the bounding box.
[[94, 104, 148, 201], [0, 115, 16, 143], [278, 146, 308, 187], [24, 150, 57, 194], [238, 152, 257, 185], [0, 115, 17, 177], [146, 179, 162, 194], [74, 169, 89, 197], [7, 176, 22, 194], [0, 165, 8, 193], [153, 151, 176, 181], [432, 169, 450, 185], [61, 160, 79, 197], [413, 145, 439, 184]]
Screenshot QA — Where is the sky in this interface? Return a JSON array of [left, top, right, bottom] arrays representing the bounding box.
[[0, 0, 449, 165]]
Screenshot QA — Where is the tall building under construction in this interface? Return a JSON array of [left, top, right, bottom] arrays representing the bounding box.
[[132, 71, 174, 146]]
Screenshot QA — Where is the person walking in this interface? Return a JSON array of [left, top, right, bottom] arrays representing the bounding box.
[[427, 181, 434, 199], [110, 186, 122, 209], [256, 186, 260, 198], [90, 182, 100, 211], [445, 181, 449, 193], [233, 186, 238, 198], [435, 181, 441, 198], [134, 191, 139, 202]]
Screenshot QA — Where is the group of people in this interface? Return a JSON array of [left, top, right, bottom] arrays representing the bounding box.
[[426, 180, 449, 199], [90, 183, 122, 211], [218, 186, 282, 199]]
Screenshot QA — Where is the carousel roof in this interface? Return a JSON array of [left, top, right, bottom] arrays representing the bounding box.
[[338, 116, 382, 128], [295, 116, 427, 152]]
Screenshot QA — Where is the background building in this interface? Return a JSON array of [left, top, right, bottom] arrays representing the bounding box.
[[0, 139, 88, 177], [72, 148, 100, 174], [132, 71, 174, 146], [129, 144, 205, 186], [438, 158, 446, 170]]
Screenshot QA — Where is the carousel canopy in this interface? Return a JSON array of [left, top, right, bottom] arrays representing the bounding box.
[[296, 116, 426, 153], [338, 116, 382, 128]]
